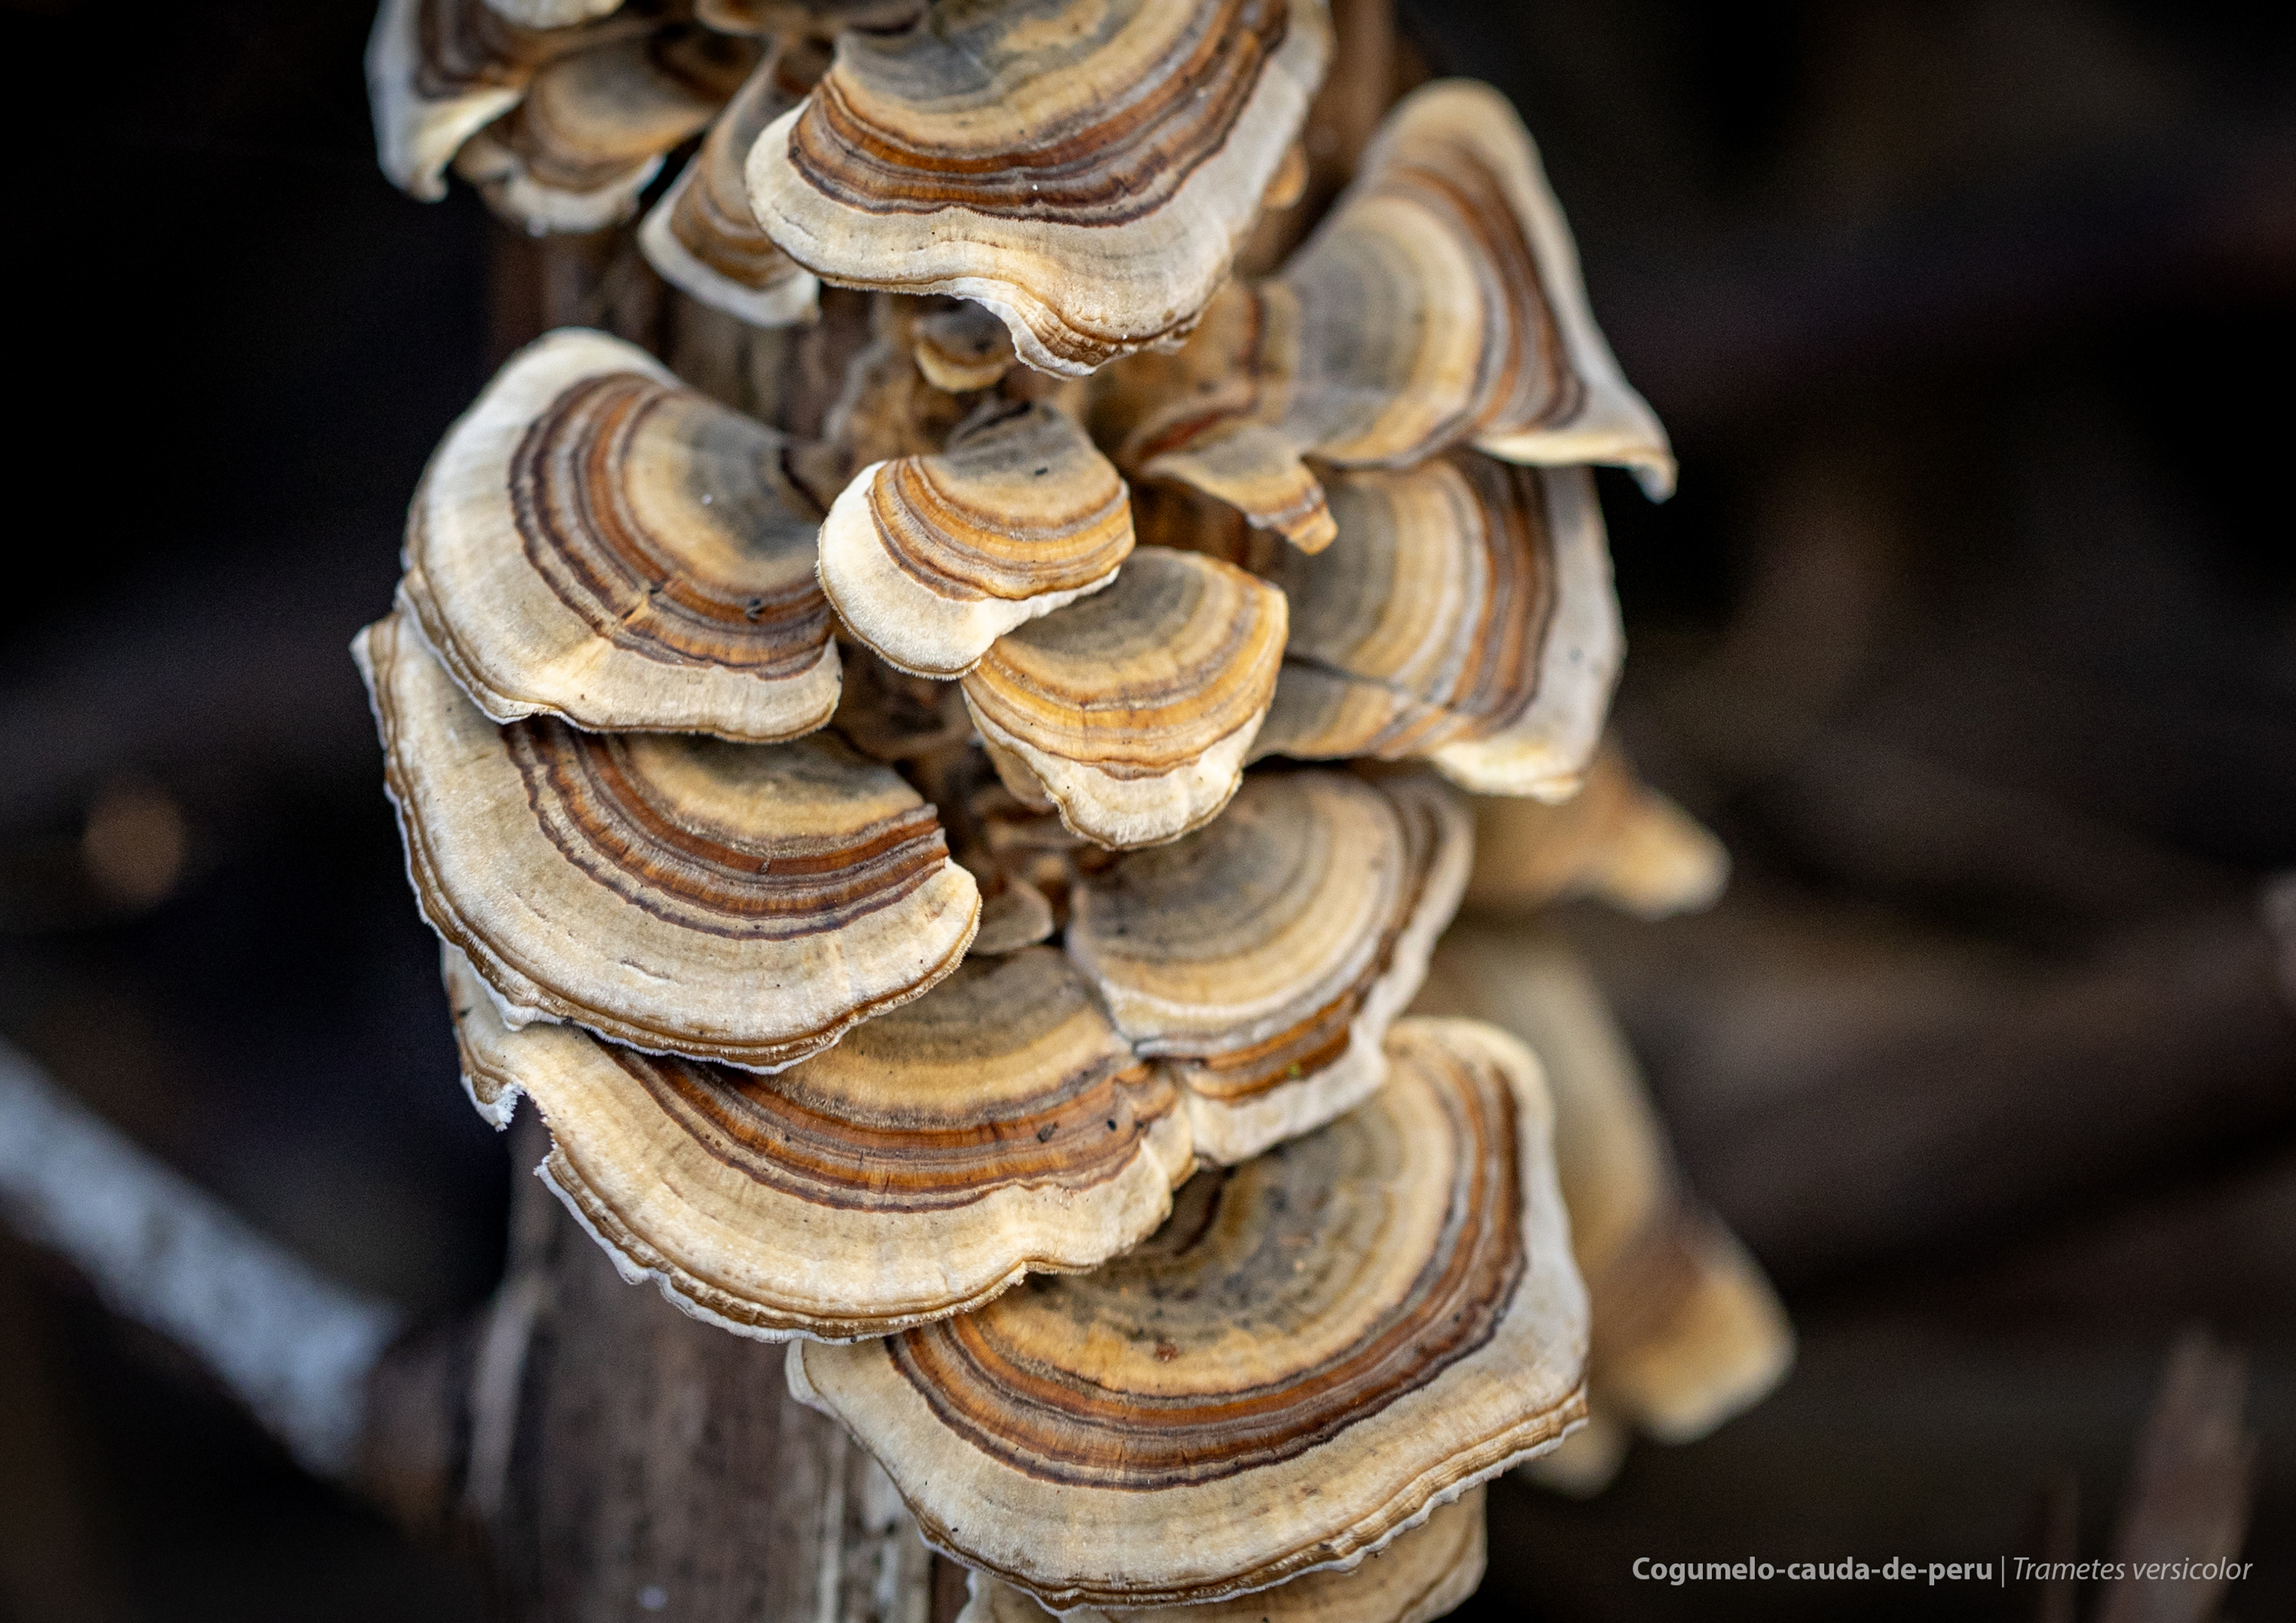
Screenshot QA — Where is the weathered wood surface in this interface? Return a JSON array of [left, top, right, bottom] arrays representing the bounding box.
[[363, 1112, 941, 1623]]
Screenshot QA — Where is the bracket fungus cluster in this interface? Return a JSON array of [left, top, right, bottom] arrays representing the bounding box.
[[361, 0, 1774, 1613], [789, 1019, 1582, 1608]]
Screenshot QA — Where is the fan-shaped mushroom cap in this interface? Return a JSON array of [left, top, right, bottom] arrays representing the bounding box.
[[1252, 461, 1619, 802], [697, 0, 925, 33], [1414, 927, 1792, 1489], [1066, 772, 1403, 1051], [1120, 80, 1672, 546], [960, 548, 1285, 848], [745, 0, 1333, 377], [398, 328, 842, 743], [1463, 745, 1728, 919], [1066, 772, 1471, 1163], [355, 612, 978, 1071], [913, 301, 1019, 393], [960, 856, 1058, 956], [456, 28, 756, 233], [788, 1015, 1587, 1609], [639, 39, 827, 328], [820, 402, 1134, 680], [445, 943, 1196, 1338], [367, 0, 582, 201], [484, 0, 621, 25], [960, 1488, 1486, 1623], [1285, 80, 1671, 486]]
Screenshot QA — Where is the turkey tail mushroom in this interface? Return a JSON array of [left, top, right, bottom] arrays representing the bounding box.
[[445, 944, 1198, 1340], [789, 1016, 1587, 1610], [367, 0, 629, 201], [959, 548, 1287, 849], [396, 329, 843, 744], [1117, 79, 1673, 546], [745, 0, 1333, 376], [1065, 771, 1472, 1164], [1252, 459, 1622, 803], [639, 36, 829, 326], [959, 1488, 1487, 1623], [354, 613, 978, 1073], [483, 0, 623, 24], [818, 400, 1134, 680], [1461, 743, 1730, 919], [454, 26, 759, 234], [913, 301, 1019, 393]]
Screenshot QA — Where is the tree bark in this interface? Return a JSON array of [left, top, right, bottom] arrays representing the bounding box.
[[361, 1112, 943, 1622]]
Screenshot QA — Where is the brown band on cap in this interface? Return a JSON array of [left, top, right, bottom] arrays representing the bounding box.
[[505, 720, 947, 938], [962, 549, 1283, 777], [604, 1043, 1172, 1214], [510, 372, 833, 673], [1262, 455, 1561, 761], [786, 0, 1289, 228], [667, 36, 831, 286], [1362, 145, 1583, 446], [866, 406, 1132, 603], [879, 1031, 1526, 1488]]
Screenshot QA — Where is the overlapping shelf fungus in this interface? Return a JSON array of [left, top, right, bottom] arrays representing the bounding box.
[[352, 1, 1784, 1615]]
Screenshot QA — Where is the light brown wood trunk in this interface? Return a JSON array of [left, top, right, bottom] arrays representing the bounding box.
[[363, 1112, 947, 1622]]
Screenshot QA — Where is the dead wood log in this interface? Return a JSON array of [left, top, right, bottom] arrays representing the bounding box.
[[360, 1113, 938, 1623]]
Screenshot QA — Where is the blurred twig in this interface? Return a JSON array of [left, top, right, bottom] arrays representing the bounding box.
[[0, 1041, 403, 1478]]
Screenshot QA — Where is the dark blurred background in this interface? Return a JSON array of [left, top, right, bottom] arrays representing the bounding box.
[[0, 1, 2289, 1618]]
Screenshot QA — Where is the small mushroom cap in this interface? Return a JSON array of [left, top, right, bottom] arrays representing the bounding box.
[[745, 0, 1332, 376], [820, 401, 1134, 680], [1414, 927, 1792, 1465], [1067, 772, 1409, 1053], [697, 0, 926, 33], [1099, 280, 1334, 552], [456, 28, 756, 233], [960, 549, 1286, 849], [400, 328, 842, 743], [960, 859, 1058, 956], [1119, 79, 1673, 543], [355, 611, 978, 1071], [1254, 464, 1619, 803], [1271, 79, 1671, 490], [367, 0, 546, 201], [1358, 82, 1672, 494], [445, 943, 1197, 1339], [639, 39, 827, 328], [1463, 744, 1728, 919], [913, 301, 1019, 393], [788, 1015, 1587, 1609], [483, 0, 623, 25], [1070, 771, 1472, 1163], [959, 1488, 1487, 1623]]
